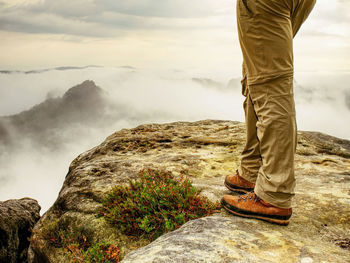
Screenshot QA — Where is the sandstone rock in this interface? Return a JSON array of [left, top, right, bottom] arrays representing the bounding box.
[[0, 197, 41, 263], [28, 120, 350, 262], [121, 214, 349, 263]]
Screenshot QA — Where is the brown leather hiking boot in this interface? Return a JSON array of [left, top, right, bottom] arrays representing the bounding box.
[[221, 192, 292, 225], [224, 169, 255, 193]]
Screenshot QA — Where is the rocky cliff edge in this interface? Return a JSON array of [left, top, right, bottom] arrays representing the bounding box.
[[28, 120, 350, 262]]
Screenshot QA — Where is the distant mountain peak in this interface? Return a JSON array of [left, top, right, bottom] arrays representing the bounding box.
[[0, 80, 109, 145], [62, 80, 104, 102]]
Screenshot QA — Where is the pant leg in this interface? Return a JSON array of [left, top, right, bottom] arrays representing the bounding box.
[[291, 0, 317, 37], [250, 75, 297, 209], [236, 0, 315, 208], [238, 65, 262, 183]]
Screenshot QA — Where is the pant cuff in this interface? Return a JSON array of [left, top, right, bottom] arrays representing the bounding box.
[[254, 183, 293, 209], [238, 165, 258, 183]]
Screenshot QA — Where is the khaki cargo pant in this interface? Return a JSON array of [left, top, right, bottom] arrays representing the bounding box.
[[237, 0, 316, 208]]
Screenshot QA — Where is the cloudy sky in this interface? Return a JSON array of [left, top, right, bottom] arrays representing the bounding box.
[[0, 0, 349, 73]]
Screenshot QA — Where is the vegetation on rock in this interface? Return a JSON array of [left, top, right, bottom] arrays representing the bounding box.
[[32, 218, 120, 262], [32, 168, 220, 262], [99, 168, 221, 240]]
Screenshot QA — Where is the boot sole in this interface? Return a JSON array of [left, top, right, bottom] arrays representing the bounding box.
[[224, 180, 254, 194], [221, 198, 290, 226]]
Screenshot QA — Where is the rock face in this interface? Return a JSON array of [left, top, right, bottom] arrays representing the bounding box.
[[0, 80, 109, 149], [28, 120, 350, 262], [0, 198, 41, 263]]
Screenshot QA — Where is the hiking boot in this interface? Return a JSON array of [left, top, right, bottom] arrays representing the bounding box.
[[221, 192, 292, 225], [224, 169, 255, 193]]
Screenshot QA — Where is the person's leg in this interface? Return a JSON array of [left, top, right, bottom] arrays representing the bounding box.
[[251, 0, 316, 208], [222, 0, 316, 224], [291, 0, 317, 37], [238, 65, 261, 183], [236, 0, 315, 209], [250, 75, 297, 209]]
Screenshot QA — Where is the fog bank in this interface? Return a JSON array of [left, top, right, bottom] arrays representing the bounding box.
[[0, 67, 349, 214]]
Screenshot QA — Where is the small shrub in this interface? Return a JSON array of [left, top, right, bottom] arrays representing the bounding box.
[[38, 219, 90, 249], [82, 242, 120, 263], [99, 168, 221, 240], [37, 219, 120, 263], [35, 218, 62, 247], [65, 240, 120, 263], [60, 225, 91, 251]]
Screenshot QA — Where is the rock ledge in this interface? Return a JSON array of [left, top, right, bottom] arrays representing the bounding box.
[[29, 120, 350, 262]]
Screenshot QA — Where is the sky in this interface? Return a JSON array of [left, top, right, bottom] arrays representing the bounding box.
[[0, 0, 349, 73]]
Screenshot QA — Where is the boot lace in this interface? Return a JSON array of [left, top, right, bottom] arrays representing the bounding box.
[[237, 191, 259, 203]]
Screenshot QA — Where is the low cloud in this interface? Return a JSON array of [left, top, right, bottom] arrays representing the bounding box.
[[298, 0, 350, 38], [0, 67, 245, 213], [0, 68, 349, 216]]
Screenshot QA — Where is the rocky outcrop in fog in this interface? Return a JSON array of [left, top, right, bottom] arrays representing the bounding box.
[[192, 78, 224, 90], [4, 80, 107, 127], [28, 120, 350, 263], [345, 88, 350, 111], [192, 77, 241, 92], [0, 198, 41, 263], [0, 80, 111, 148]]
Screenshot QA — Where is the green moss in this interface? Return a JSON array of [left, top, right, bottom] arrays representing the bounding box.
[[34, 217, 62, 248], [99, 168, 221, 241]]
